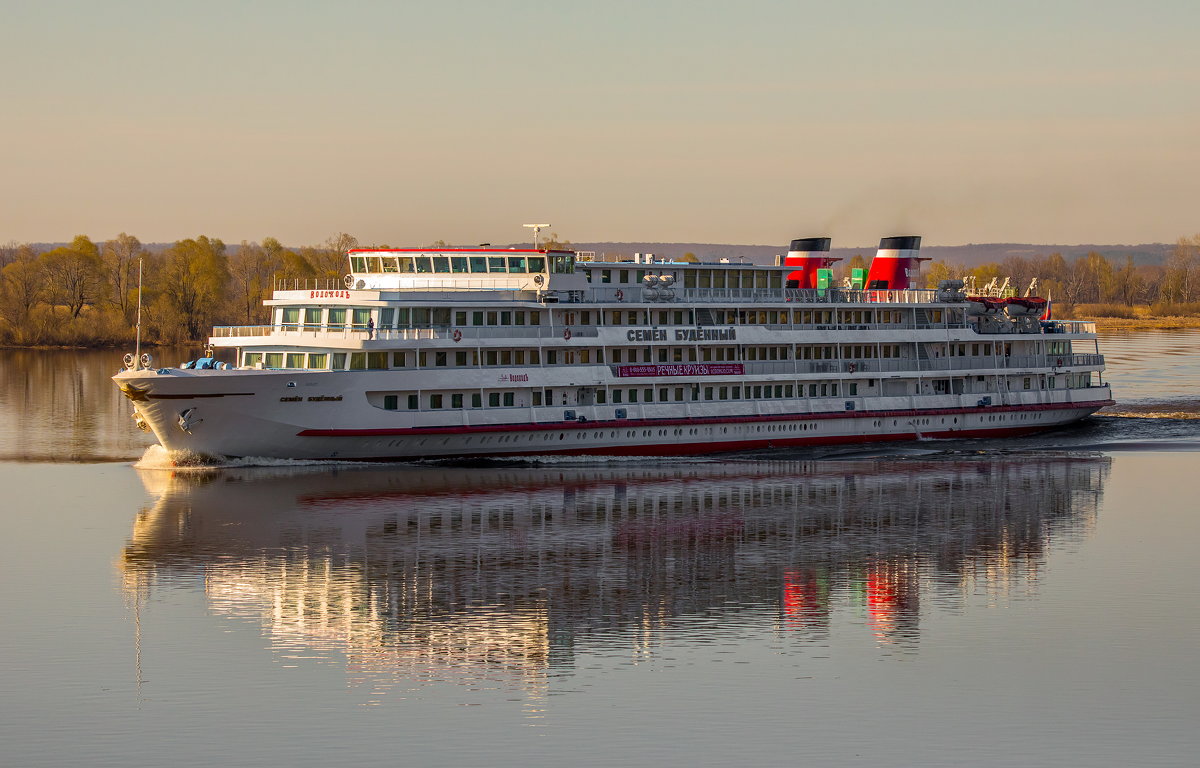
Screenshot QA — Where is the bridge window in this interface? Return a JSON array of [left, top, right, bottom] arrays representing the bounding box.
[[351, 256, 367, 272], [508, 256, 526, 273], [432, 256, 450, 273], [528, 256, 546, 272], [414, 256, 432, 273], [451, 256, 469, 273]]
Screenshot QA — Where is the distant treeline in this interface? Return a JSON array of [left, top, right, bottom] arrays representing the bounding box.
[[0, 233, 358, 346], [2, 232, 1199, 346]]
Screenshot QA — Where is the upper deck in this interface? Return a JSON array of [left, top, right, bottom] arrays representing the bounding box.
[[301, 247, 949, 307]]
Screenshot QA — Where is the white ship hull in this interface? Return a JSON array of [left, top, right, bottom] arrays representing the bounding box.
[[116, 367, 1111, 460]]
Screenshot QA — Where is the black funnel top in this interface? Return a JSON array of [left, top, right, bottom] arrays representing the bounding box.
[[878, 236, 921, 250], [789, 237, 832, 252]]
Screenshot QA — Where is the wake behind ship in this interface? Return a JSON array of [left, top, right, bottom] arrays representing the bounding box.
[[114, 234, 1113, 460]]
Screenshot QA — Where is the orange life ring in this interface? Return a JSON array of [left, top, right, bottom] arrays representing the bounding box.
[[563, 328, 572, 341], [1056, 357, 1063, 367], [848, 363, 856, 373], [452, 329, 462, 343], [615, 289, 624, 301]]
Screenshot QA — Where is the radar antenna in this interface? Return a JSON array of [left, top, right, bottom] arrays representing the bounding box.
[[523, 223, 551, 249]]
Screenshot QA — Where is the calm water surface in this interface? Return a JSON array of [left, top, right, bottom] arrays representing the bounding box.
[[0, 332, 1198, 767]]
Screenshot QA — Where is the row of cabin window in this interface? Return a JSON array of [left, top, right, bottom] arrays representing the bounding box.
[[243, 344, 908, 370], [584, 268, 787, 291], [349, 254, 564, 275], [382, 382, 861, 411], [280, 307, 546, 328], [277, 307, 927, 330]]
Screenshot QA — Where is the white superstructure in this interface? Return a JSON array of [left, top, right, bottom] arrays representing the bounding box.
[[114, 238, 1113, 460]]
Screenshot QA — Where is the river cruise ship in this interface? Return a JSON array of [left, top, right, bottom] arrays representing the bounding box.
[[114, 235, 1113, 460]]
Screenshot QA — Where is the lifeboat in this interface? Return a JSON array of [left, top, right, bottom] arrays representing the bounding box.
[[1004, 297, 1048, 317], [965, 296, 1005, 316]]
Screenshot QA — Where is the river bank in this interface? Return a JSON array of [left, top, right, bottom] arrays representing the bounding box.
[[1083, 316, 1200, 330]]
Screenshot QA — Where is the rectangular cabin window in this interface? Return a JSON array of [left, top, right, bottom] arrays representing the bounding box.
[[699, 271, 711, 289], [379, 308, 395, 328], [596, 390, 607, 404], [529, 311, 541, 325], [304, 308, 322, 327], [331, 353, 347, 370], [472, 311, 483, 326], [352, 308, 370, 329], [414, 256, 432, 273], [429, 394, 443, 409], [455, 351, 467, 366], [471, 393, 482, 407], [489, 393, 500, 407], [244, 352, 262, 367], [349, 353, 366, 370], [712, 271, 726, 289], [432, 308, 451, 326], [286, 353, 304, 368], [515, 312, 525, 326], [503, 392, 514, 406], [533, 391, 543, 406], [265, 352, 284, 369], [351, 256, 367, 272], [601, 269, 612, 284], [619, 270, 630, 284], [413, 308, 429, 325], [500, 311, 512, 326], [451, 256, 469, 273], [454, 311, 466, 325], [612, 389, 623, 403], [508, 257, 526, 273], [408, 395, 419, 410], [550, 254, 572, 273], [281, 307, 300, 327], [486, 311, 497, 325], [383, 395, 398, 411], [307, 353, 327, 369], [434, 352, 447, 367], [628, 389, 638, 403], [432, 256, 450, 273], [381, 257, 398, 273], [488, 256, 507, 272], [452, 393, 463, 408], [328, 308, 346, 326], [391, 351, 407, 367], [469, 256, 488, 273], [528, 256, 546, 272], [398, 257, 415, 273]]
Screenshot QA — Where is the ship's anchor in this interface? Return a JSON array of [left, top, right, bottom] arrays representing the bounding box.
[[177, 408, 202, 434]]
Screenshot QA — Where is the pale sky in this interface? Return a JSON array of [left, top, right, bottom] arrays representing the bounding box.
[[2, 0, 1198, 248]]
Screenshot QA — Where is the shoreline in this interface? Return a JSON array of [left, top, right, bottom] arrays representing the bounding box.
[[1083, 316, 1200, 330]]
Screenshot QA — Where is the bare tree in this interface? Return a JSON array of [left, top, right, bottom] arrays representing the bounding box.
[[102, 232, 144, 322]]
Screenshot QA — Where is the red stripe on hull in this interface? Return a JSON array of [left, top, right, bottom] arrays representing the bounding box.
[[344, 423, 1056, 462]]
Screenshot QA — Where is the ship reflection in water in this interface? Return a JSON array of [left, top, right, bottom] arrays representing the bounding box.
[[121, 455, 1109, 698]]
